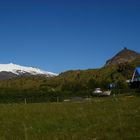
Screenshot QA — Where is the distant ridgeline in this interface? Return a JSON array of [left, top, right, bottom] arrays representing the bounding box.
[[0, 48, 140, 103], [105, 47, 140, 67]]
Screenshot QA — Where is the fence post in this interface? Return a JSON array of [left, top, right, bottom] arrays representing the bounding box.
[[24, 98, 27, 104]]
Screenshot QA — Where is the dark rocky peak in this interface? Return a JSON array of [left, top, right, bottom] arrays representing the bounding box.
[[105, 47, 140, 67]]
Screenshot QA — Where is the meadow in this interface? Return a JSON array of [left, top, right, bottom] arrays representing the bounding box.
[[0, 94, 140, 140]]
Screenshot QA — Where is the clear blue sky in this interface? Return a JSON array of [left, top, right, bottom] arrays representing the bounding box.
[[0, 0, 140, 73]]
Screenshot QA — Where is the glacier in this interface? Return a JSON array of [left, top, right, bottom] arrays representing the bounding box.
[[0, 63, 58, 76]]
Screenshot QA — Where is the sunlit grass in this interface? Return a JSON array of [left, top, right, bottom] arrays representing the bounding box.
[[0, 94, 140, 139]]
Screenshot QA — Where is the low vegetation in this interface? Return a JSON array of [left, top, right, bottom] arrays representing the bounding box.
[[0, 94, 140, 139]]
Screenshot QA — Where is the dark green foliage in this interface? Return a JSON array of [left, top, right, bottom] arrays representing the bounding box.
[[0, 87, 63, 103]]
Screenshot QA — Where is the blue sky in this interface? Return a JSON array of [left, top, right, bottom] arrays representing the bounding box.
[[0, 0, 140, 73]]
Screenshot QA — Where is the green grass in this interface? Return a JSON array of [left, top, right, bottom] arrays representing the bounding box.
[[0, 94, 140, 140]]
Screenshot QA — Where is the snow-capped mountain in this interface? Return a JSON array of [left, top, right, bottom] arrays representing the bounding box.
[[0, 63, 57, 79]]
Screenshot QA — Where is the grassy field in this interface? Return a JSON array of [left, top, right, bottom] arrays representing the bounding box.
[[0, 94, 140, 140]]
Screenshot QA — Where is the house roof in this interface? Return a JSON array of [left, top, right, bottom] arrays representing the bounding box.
[[135, 67, 140, 75]]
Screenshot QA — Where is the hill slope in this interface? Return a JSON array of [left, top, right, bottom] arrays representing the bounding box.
[[0, 48, 139, 98], [105, 47, 140, 67]]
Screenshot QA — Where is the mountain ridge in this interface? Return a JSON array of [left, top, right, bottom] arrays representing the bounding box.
[[105, 47, 140, 67], [0, 63, 57, 80], [0, 48, 139, 97]]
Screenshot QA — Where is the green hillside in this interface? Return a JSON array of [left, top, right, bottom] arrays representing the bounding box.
[[0, 48, 139, 103]]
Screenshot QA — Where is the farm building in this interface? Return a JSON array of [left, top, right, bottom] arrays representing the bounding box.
[[132, 67, 140, 82], [130, 67, 140, 88]]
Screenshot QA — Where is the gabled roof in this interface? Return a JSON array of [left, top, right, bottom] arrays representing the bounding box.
[[135, 67, 140, 75], [131, 67, 140, 82]]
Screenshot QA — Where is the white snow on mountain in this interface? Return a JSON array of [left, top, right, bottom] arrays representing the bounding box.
[[0, 63, 57, 76]]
